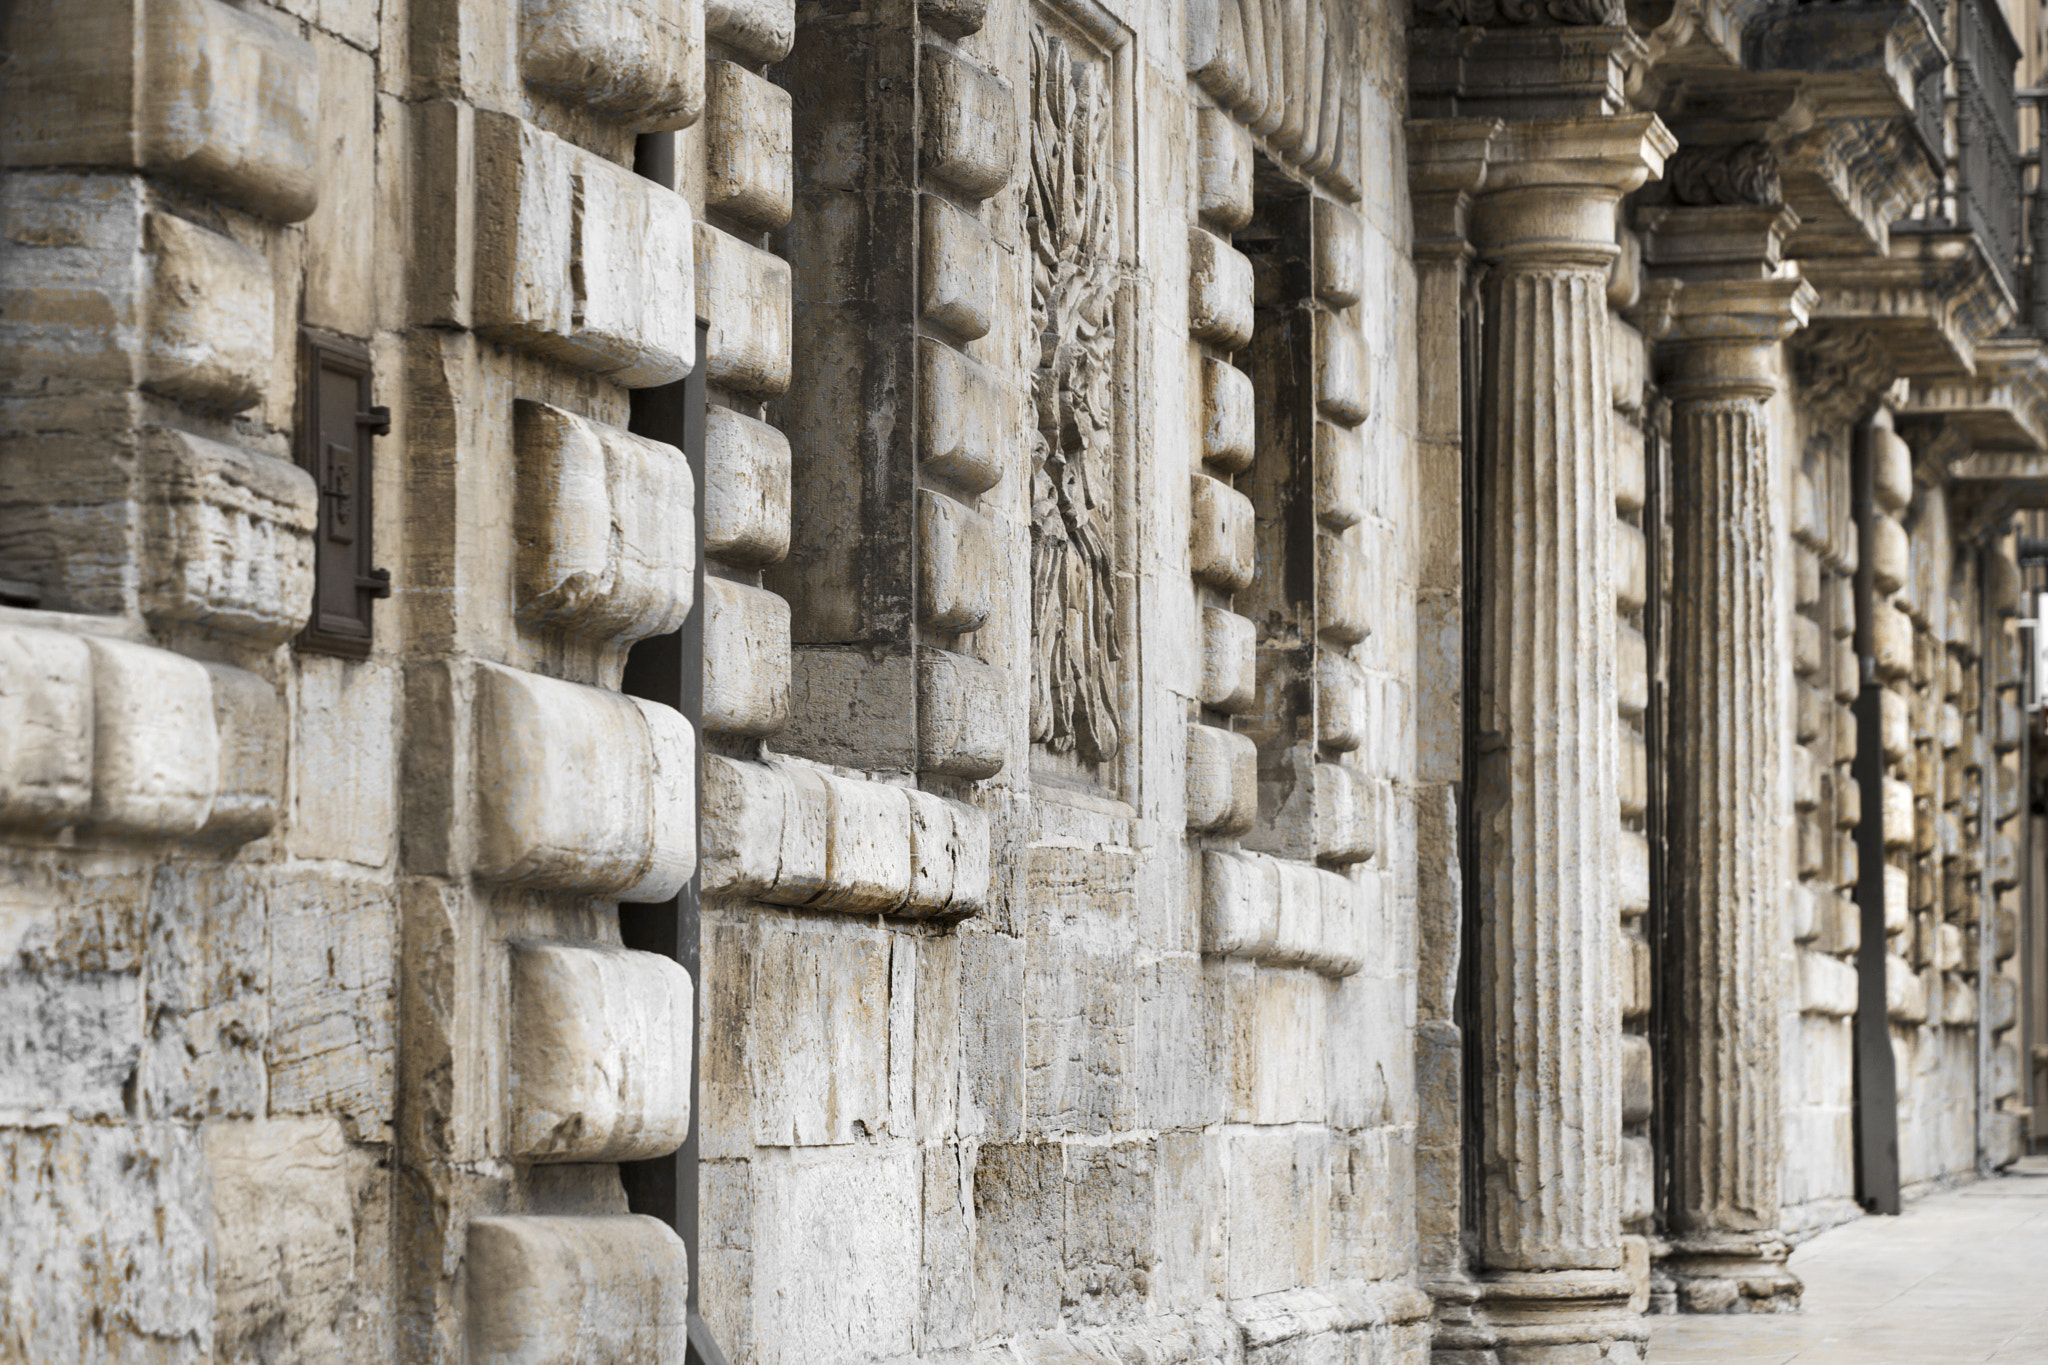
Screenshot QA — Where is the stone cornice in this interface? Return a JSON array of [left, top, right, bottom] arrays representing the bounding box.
[[1410, 25, 1650, 120], [1898, 337, 2048, 453], [1800, 228, 2017, 378], [1779, 115, 1940, 258]]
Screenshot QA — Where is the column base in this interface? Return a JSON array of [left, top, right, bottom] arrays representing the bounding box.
[[1662, 1234, 1802, 1314], [1479, 1269, 1647, 1365], [1428, 1270, 1499, 1364]]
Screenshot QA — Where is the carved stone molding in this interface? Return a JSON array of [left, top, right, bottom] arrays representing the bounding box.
[[1187, 0, 1363, 198], [1800, 229, 2017, 380], [1790, 322, 1897, 427], [1898, 337, 2048, 453], [1665, 140, 1782, 206], [1027, 24, 1122, 764]]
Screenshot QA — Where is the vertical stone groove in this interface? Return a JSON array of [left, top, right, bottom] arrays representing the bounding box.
[[1475, 264, 1622, 1272]]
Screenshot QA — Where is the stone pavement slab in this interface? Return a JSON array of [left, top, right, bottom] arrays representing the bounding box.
[[1649, 1157, 2048, 1364]]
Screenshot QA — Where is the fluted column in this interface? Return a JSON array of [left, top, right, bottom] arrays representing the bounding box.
[[1468, 115, 1671, 1365], [1651, 275, 1814, 1312]]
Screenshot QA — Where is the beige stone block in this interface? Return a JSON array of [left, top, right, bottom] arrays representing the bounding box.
[[1201, 357, 1255, 473], [1615, 520, 1647, 614], [749, 924, 892, 1145], [1316, 651, 1366, 752], [1189, 473, 1254, 591], [1200, 606, 1256, 713], [1935, 921, 1964, 971], [905, 786, 990, 916], [1794, 744, 1821, 811], [1881, 776, 1914, 849], [1185, 723, 1256, 835], [199, 663, 282, 846], [1988, 973, 2017, 1030], [1884, 951, 1924, 1022], [918, 489, 997, 633], [1880, 687, 1909, 761], [302, 37, 375, 337], [1872, 599, 1912, 680], [704, 406, 791, 567], [1613, 421, 1646, 514], [1792, 614, 1825, 678], [467, 1216, 689, 1365], [1189, 227, 1253, 350], [1196, 107, 1253, 230], [1315, 421, 1363, 531], [4, 0, 320, 221], [1313, 200, 1365, 308], [1799, 949, 1858, 1017], [1315, 311, 1370, 426], [1621, 928, 1650, 1019], [521, 0, 705, 130], [699, 754, 786, 899], [1224, 1128, 1327, 1298], [141, 213, 273, 409], [473, 664, 696, 899], [1790, 469, 1821, 549], [810, 771, 915, 913], [1883, 864, 1910, 936], [1794, 681, 1822, 743], [920, 337, 1007, 495], [1937, 700, 1962, 751], [705, 60, 792, 230], [514, 401, 695, 646], [509, 941, 693, 1162], [139, 429, 317, 645], [921, 45, 1015, 200], [1870, 425, 1913, 513], [755, 1149, 919, 1356], [1794, 546, 1822, 610], [918, 648, 1006, 779], [1313, 763, 1375, 866], [697, 221, 792, 396], [1268, 857, 1326, 969], [706, 0, 792, 61], [1992, 1039, 2020, 1098], [1618, 726, 1648, 819], [1621, 1135, 1653, 1223], [0, 625, 93, 832], [85, 636, 217, 837], [1317, 531, 1369, 645], [288, 659, 394, 866], [207, 1119, 361, 1358], [1836, 638, 1860, 702], [1870, 512, 1909, 595], [1618, 829, 1651, 915], [703, 577, 792, 737], [1620, 1034, 1653, 1124], [1618, 623, 1648, 720], [920, 195, 995, 341], [1204, 850, 1280, 959], [1610, 314, 1647, 411], [474, 111, 694, 386]]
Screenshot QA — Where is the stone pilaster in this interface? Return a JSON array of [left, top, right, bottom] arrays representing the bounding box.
[[1467, 115, 1671, 1365], [1645, 268, 1814, 1314]]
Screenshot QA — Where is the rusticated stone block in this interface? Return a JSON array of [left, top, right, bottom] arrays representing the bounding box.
[[467, 1216, 689, 1364], [704, 406, 790, 567], [1313, 199, 1364, 307], [1189, 228, 1253, 349], [3, 0, 319, 221], [1618, 623, 1648, 719], [1618, 829, 1651, 915], [705, 60, 793, 230], [1190, 473, 1254, 591], [1615, 519, 1648, 613], [697, 222, 792, 396], [1315, 422, 1363, 530], [919, 489, 998, 634], [1200, 606, 1255, 713], [1201, 357, 1255, 473], [1196, 108, 1253, 231], [1869, 512, 1909, 595], [199, 662, 283, 846], [509, 941, 693, 1162], [919, 0, 987, 36], [706, 0, 792, 61], [521, 0, 705, 131], [1880, 687, 1910, 761], [1315, 312, 1370, 426], [1620, 1034, 1653, 1124], [86, 636, 218, 837], [699, 755, 987, 916], [1186, 723, 1255, 835], [1316, 532, 1369, 645], [140, 429, 317, 646], [1799, 949, 1858, 1017], [474, 111, 694, 386], [1618, 727, 1648, 819], [920, 337, 1007, 495], [1614, 420, 1646, 513], [919, 648, 1006, 779], [1315, 651, 1365, 752], [1313, 763, 1375, 866], [920, 46, 1015, 200], [1621, 1135, 1653, 1223], [1870, 425, 1912, 512], [514, 401, 694, 647], [0, 625, 93, 832], [1202, 850, 1364, 976], [702, 577, 792, 737], [473, 664, 696, 900], [1794, 744, 1821, 811], [1791, 614, 1824, 677], [141, 213, 273, 410], [1881, 776, 1914, 849], [921, 195, 995, 342]]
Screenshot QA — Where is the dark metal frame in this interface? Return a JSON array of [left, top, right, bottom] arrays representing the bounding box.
[[295, 330, 391, 658]]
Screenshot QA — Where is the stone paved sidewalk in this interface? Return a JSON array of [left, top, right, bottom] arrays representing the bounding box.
[[1649, 1156, 2048, 1364]]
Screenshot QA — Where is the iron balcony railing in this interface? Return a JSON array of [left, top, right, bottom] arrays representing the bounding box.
[[1955, 0, 2023, 298]]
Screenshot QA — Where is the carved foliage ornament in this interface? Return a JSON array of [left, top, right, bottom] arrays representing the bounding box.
[[1665, 142, 1783, 207], [1028, 27, 1122, 763]]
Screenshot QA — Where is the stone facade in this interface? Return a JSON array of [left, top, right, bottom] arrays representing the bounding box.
[[1, 0, 2045, 1363]]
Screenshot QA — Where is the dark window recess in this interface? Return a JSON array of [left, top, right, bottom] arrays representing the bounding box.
[[297, 333, 391, 657]]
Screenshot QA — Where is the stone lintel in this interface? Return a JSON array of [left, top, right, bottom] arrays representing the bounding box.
[[1472, 115, 1676, 265], [1635, 275, 1817, 398], [1781, 116, 1939, 260], [1411, 27, 1648, 123], [1801, 229, 2016, 380]]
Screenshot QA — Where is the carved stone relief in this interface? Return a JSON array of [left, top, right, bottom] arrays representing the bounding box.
[[1027, 25, 1123, 763]]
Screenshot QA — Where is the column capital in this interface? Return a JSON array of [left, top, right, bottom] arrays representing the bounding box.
[[1408, 117, 1503, 261], [1472, 115, 1677, 268], [1636, 276, 1818, 400]]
